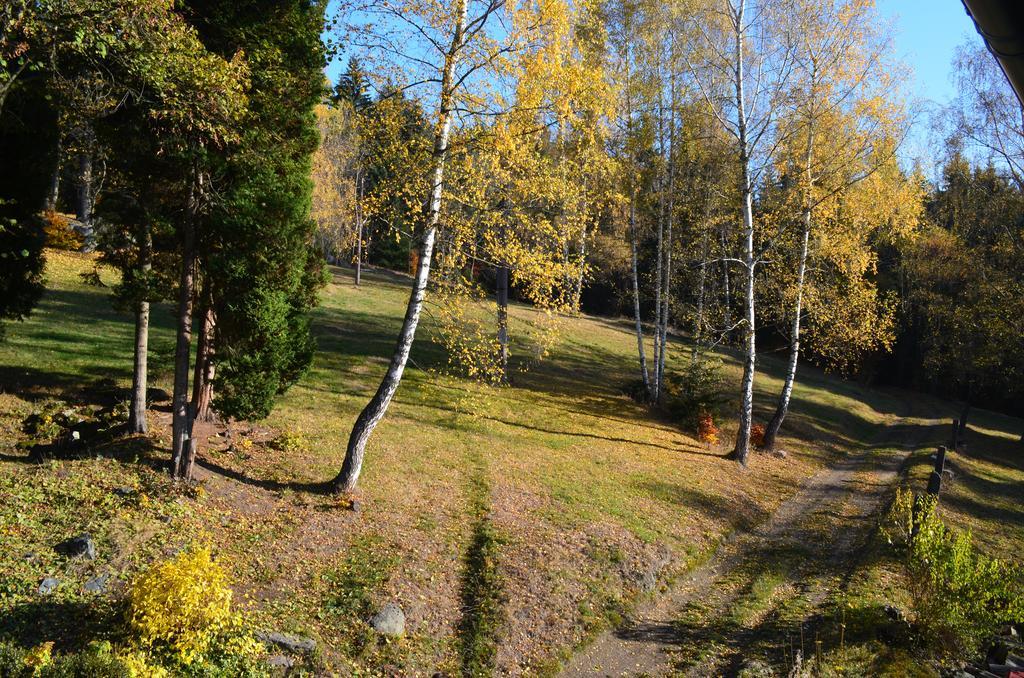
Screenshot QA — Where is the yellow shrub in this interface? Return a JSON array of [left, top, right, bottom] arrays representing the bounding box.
[[117, 650, 171, 678], [127, 547, 234, 664], [41, 211, 84, 250], [23, 641, 53, 672]]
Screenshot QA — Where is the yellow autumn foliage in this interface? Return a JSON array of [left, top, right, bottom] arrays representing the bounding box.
[[126, 546, 234, 664], [23, 641, 54, 672]]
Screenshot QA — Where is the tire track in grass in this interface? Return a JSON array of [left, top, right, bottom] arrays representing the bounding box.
[[559, 396, 930, 677]]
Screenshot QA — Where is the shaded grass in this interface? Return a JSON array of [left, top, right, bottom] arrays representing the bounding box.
[[453, 437, 508, 677]]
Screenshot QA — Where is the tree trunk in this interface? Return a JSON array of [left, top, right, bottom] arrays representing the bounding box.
[[629, 194, 651, 394], [652, 106, 666, 401], [129, 223, 152, 434], [171, 169, 201, 480], [496, 264, 510, 381], [572, 219, 587, 312], [764, 118, 815, 453], [76, 152, 93, 223], [331, 0, 467, 495], [44, 137, 62, 212], [720, 227, 732, 338], [190, 287, 216, 424], [763, 209, 810, 452], [657, 74, 676, 401], [730, 0, 756, 466], [355, 169, 363, 287], [693, 224, 709, 364]]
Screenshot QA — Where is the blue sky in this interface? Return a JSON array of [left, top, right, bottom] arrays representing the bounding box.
[[875, 0, 984, 168], [877, 0, 980, 107], [324, 1, 988, 168]]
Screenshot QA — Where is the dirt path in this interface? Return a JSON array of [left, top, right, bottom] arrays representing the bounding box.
[[560, 400, 927, 677]]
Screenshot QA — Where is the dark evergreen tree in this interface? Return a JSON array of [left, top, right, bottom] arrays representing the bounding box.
[[334, 56, 372, 111], [183, 0, 328, 423]]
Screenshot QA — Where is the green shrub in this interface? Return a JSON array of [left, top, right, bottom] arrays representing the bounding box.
[[661, 360, 727, 429], [884, 487, 1024, 655], [0, 640, 131, 678]]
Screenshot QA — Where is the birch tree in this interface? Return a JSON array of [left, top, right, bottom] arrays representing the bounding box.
[[330, 0, 576, 493], [761, 0, 909, 451], [686, 0, 795, 464]]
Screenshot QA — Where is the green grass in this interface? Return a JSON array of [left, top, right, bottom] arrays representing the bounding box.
[[1, 250, 1022, 674]]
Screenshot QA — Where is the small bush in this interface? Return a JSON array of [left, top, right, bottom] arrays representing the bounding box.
[[20, 401, 86, 443], [268, 428, 308, 454], [883, 487, 1024, 656], [697, 411, 719, 446], [126, 547, 234, 665], [661, 360, 727, 429], [41, 211, 84, 251], [749, 424, 765, 448], [0, 640, 131, 678]]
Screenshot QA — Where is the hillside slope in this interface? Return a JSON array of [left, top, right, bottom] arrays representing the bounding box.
[[1, 251, 1020, 675]]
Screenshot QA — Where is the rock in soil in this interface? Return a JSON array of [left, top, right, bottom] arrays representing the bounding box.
[[56, 534, 96, 560], [257, 631, 316, 654], [370, 602, 406, 636], [83, 574, 109, 594], [38, 577, 59, 595], [266, 655, 294, 669]]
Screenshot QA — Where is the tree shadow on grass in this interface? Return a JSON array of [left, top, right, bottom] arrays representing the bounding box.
[[637, 479, 770, 531], [195, 457, 333, 495], [0, 598, 125, 652], [456, 444, 507, 676]]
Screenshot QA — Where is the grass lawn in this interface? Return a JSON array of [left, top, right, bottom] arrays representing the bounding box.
[[1, 249, 1021, 675]]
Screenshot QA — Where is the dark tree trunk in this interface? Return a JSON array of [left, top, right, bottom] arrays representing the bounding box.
[[496, 264, 510, 381], [76, 152, 93, 223], [331, 0, 467, 495], [171, 170, 201, 480], [355, 170, 363, 287], [44, 137, 62, 212], [190, 287, 216, 424], [129, 223, 152, 434]]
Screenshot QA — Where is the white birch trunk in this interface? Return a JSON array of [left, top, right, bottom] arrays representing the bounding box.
[[731, 0, 756, 466], [630, 194, 651, 393], [331, 0, 467, 494]]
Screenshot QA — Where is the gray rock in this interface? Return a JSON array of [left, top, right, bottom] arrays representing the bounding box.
[[84, 574, 109, 594], [57, 534, 96, 560], [737, 658, 776, 677], [266, 655, 294, 669], [39, 577, 59, 595], [113, 487, 135, 498], [350, 499, 362, 513], [257, 631, 316, 654], [370, 602, 406, 636]]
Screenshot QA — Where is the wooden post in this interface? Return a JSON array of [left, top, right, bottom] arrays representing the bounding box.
[[950, 419, 959, 450], [927, 445, 946, 496]]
